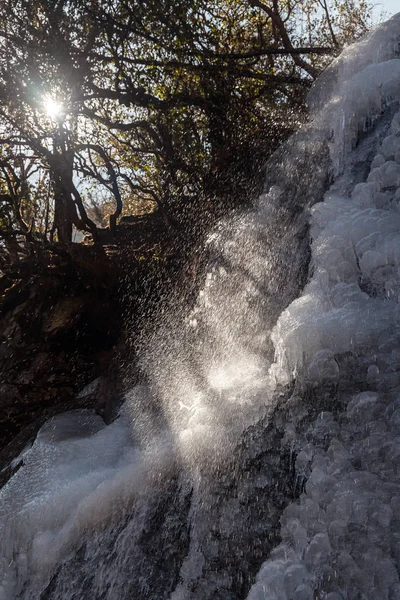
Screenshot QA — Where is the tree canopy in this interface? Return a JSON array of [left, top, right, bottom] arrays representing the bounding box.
[[0, 0, 373, 263]]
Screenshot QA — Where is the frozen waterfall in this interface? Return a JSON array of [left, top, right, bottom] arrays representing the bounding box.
[[2, 12, 400, 600]]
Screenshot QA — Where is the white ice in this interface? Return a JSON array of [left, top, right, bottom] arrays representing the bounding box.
[[0, 404, 172, 599], [249, 12, 400, 600]]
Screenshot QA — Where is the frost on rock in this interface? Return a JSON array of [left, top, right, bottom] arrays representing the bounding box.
[[247, 391, 400, 600], [250, 14, 400, 600]]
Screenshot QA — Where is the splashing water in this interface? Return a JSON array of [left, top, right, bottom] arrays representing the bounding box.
[[2, 13, 400, 600]]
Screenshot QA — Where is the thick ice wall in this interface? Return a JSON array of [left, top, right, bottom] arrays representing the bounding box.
[[249, 15, 400, 600], [272, 105, 400, 384], [270, 11, 400, 384]]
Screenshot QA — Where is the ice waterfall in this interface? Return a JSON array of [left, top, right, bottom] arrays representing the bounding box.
[[1, 13, 400, 600]]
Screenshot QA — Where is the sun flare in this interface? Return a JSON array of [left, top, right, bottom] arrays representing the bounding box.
[[43, 96, 64, 119]]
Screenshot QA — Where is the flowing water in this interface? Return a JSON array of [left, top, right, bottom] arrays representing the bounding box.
[[2, 13, 400, 600]]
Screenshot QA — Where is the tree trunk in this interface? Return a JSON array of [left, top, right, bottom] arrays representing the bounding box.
[[52, 175, 73, 243]]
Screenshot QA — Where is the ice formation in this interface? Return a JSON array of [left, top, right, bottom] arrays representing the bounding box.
[[248, 13, 400, 600], [0, 404, 174, 599], [272, 12, 400, 385]]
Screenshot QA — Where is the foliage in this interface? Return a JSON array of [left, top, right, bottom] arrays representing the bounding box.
[[0, 0, 374, 259]]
